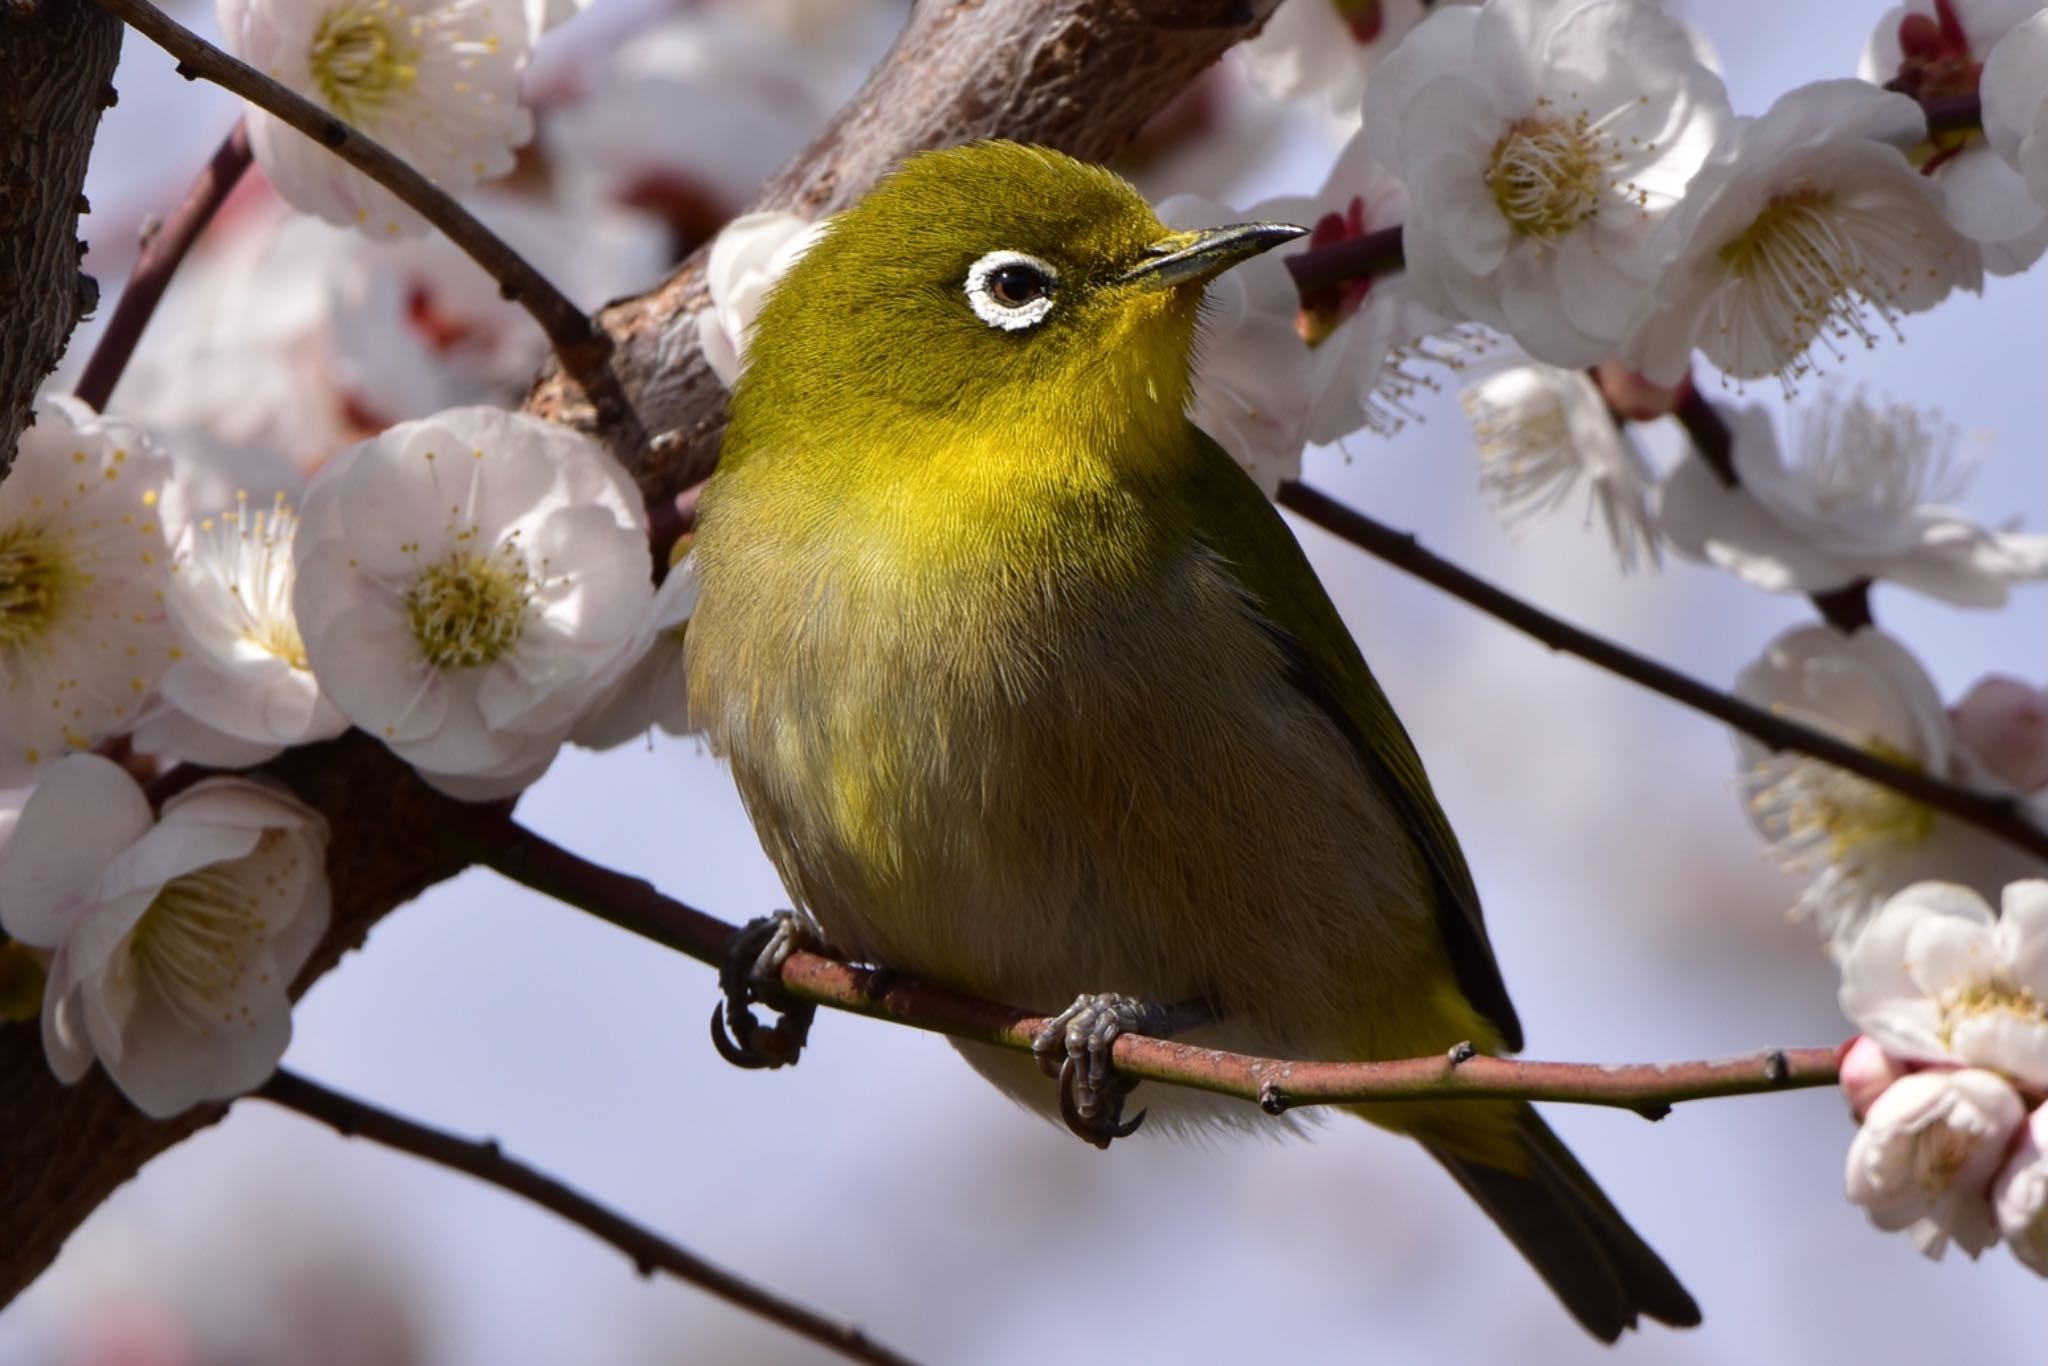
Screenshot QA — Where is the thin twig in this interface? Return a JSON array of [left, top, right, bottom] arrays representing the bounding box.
[[468, 816, 1841, 1116], [1283, 223, 1403, 297], [255, 1069, 922, 1366], [74, 119, 250, 412], [1274, 481, 2048, 860], [93, 0, 647, 455]]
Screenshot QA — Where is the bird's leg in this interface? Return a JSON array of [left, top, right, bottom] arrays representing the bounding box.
[[709, 910, 820, 1070], [1031, 993, 1209, 1149]]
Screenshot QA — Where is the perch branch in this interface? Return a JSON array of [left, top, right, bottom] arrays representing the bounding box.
[[470, 816, 1841, 1119]]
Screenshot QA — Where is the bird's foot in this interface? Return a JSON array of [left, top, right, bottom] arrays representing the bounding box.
[[709, 911, 819, 1070], [1031, 993, 1181, 1150]]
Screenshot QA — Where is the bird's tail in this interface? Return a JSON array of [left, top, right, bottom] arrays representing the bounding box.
[[1420, 1104, 1700, 1342]]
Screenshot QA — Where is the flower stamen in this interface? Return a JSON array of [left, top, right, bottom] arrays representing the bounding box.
[[405, 542, 533, 669], [308, 0, 422, 125], [0, 523, 77, 650], [1486, 109, 1612, 240]]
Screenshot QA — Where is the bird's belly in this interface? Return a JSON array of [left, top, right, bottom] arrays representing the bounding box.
[[707, 551, 1439, 1064]]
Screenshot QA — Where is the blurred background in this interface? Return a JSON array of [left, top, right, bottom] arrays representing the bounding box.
[[4, 0, 2045, 1361]]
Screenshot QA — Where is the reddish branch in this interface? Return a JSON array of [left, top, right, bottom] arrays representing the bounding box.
[[72, 119, 250, 412], [257, 1070, 922, 1366], [471, 816, 1842, 1116]]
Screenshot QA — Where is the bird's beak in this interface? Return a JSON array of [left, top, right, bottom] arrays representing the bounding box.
[[1117, 222, 1308, 290]]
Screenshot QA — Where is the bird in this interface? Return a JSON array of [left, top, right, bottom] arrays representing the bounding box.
[[683, 139, 1699, 1342]]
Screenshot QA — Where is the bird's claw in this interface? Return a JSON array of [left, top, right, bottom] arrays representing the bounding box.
[[1032, 992, 1174, 1149], [709, 911, 818, 1070]]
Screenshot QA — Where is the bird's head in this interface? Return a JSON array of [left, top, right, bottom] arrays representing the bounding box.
[[731, 141, 1303, 465]]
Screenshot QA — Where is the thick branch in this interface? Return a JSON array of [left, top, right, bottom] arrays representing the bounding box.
[[257, 1070, 920, 1366], [93, 0, 647, 456], [474, 818, 1841, 1118], [1275, 481, 2048, 861], [0, 0, 122, 472], [0, 0, 1278, 1308]]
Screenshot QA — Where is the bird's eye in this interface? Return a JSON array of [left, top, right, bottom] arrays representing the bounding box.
[[965, 250, 1058, 332]]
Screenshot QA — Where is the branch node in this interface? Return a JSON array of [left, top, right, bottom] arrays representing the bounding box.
[[1446, 1040, 1476, 1067], [1764, 1049, 1789, 1084], [1258, 1079, 1291, 1115], [1632, 1102, 1673, 1123]]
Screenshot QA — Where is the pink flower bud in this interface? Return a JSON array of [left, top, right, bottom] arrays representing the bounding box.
[[1592, 363, 1683, 422], [1840, 1036, 1910, 1120], [1952, 676, 2048, 792]]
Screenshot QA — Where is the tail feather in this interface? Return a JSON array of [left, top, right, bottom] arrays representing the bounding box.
[[1424, 1106, 1700, 1342]]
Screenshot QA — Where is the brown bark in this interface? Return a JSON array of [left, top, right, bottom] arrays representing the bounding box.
[[0, 0, 122, 472], [0, 0, 1276, 1306]]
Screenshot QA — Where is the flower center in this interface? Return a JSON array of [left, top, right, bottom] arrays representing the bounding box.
[[1748, 740, 1937, 871], [1943, 981, 2048, 1045], [1486, 113, 1609, 240], [200, 494, 312, 670], [405, 545, 532, 669], [1795, 390, 1962, 518], [0, 522, 77, 650], [308, 1, 420, 123], [127, 859, 270, 1032]]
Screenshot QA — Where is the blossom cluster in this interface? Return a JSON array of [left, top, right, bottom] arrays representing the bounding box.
[[1837, 880, 2048, 1271]]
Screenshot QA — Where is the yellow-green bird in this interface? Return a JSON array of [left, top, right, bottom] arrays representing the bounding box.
[[685, 140, 1698, 1341]]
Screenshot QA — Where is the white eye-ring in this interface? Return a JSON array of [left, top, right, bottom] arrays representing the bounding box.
[[965, 250, 1059, 331]]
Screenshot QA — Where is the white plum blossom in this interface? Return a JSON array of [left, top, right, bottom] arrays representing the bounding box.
[[1238, 0, 1468, 111], [135, 492, 349, 768], [1457, 363, 1660, 570], [1736, 626, 2045, 954], [1621, 80, 1982, 388], [220, 0, 534, 237], [691, 212, 828, 386], [1863, 0, 2048, 273], [1362, 0, 1729, 366], [1983, 10, 2048, 214], [0, 398, 176, 785], [1846, 1067, 2025, 1259], [1162, 136, 1460, 493], [1658, 393, 2048, 605], [1841, 880, 2048, 1087], [292, 407, 654, 799], [0, 755, 329, 1118], [1953, 676, 2048, 792], [1993, 1104, 2048, 1274], [571, 552, 699, 750]]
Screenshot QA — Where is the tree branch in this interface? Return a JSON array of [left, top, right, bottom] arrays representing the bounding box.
[[256, 1070, 921, 1366], [73, 118, 249, 412], [1274, 481, 2048, 860], [91, 0, 648, 456], [470, 816, 1841, 1118], [0, 0, 123, 472]]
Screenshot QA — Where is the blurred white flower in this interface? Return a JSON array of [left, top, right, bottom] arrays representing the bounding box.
[[1736, 625, 2044, 954], [292, 407, 653, 799], [0, 755, 329, 1118], [570, 552, 699, 750], [1953, 676, 2048, 792], [115, 188, 665, 474], [692, 211, 827, 386], [1846, 1066, 2023, 1259], [1458, 363, 1660, 571], [1841, 880, 2048, 1087], [1362, 0, 1728, 366], [1621, 80, 1982, 388], [1863, 0, 2048, 273], [1238, 0, 1462, 110], [221, 0, 535, 237], [1840, 1035, 1912, 1120], [0, 397, 176, 784], [1164, 136, 1456, 493], [1994, 1103, 2048, 1274], [1984, 10, 2048, 214], [1659, 393, 2048, 605], [135, 492, 348, 768]]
